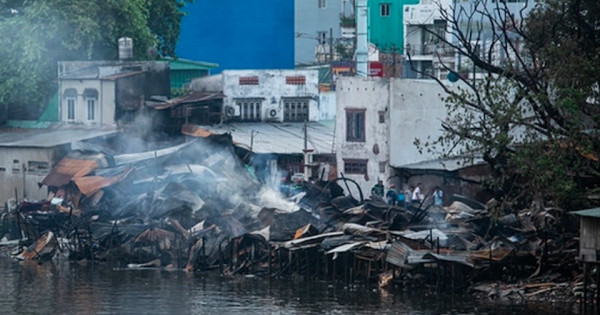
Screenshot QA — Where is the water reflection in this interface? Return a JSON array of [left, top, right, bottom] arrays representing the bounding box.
[[0, 258, 572, 314]]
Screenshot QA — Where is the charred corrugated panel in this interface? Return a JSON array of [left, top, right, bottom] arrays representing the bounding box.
[[41, 158, 98, 188], [385, 241, 412, 268]]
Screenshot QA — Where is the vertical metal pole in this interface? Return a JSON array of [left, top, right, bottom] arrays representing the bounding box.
[[584, 262, 588, 312]]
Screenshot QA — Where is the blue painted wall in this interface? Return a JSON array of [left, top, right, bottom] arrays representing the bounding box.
[[177, 0, 294, 73]]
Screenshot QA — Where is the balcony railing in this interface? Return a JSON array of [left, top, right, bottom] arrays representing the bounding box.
[[405, 43, 455, 57]]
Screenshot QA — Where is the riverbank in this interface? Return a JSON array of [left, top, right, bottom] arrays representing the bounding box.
[[0, 256, 579, 315]]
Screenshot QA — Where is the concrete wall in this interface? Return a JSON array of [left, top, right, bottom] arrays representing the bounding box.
[[0, 146, 68, 203], [335, 76, 392, 194], [318, 91, 337, 121], [60, 80, 116, 126], [221, 70, 320, 122], [336, 76, 467, 195], [388, 79, 449, 167]]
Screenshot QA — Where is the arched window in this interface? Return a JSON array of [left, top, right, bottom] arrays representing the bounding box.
[[83, 88, 98, 121], [63, 88, 77, 120]]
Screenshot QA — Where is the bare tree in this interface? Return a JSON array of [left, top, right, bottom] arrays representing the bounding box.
[[410, 0, 600, 209]]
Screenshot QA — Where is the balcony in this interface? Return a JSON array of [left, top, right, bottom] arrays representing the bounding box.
[[405, 43, 454, 57]]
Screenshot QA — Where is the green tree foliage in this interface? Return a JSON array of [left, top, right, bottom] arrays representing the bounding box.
[[411, 0, 600, 210], [0, 0, 191, 118]]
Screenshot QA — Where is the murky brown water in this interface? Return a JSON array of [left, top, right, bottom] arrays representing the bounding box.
[[0, 257, 573, 314]]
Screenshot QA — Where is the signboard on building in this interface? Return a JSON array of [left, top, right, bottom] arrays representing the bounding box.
[[368, 62, 383, 77]]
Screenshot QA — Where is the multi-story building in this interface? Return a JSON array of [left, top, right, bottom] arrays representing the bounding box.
[[335, 76, 484, 197], [295, 0, 355, 65], [402, 0, 532, 80], [368, 0, 420, 54]]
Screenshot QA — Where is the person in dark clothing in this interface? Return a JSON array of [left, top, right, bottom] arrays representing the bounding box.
[[371, 180, 384, 197], [386, 184, 398, 205]]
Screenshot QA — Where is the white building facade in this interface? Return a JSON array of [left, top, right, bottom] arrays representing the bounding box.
[[335, 76, 456, 194], [191, 70, 321, 123]]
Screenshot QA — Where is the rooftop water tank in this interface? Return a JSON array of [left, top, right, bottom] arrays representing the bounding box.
[[118, 37, 133, 60]]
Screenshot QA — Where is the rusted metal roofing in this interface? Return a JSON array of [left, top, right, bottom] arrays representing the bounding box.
[[181, 124, 215, 138], [72, 168, 132, 197], [41, 158, 98, 187]]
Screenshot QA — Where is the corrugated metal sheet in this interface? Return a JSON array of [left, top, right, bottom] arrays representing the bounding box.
[[148, 92, 224, 110], [73, 168, 132, 197], [199, 121, 335, 154], [571, 207, 600, 218], [41, 158, 98, 187]]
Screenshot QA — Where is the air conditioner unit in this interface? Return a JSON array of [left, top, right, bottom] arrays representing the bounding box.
[[267, 107, 279, 118], [225, 105, 240, 117]]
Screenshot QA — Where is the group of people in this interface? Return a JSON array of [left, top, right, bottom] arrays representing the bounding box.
[[371, 180, 444, 207]]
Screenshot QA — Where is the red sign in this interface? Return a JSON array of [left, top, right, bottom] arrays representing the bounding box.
[[368, 62, 383, 77]]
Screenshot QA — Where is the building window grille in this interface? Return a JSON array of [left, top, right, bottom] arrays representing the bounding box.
[[318, 0, 326, 9], [343, 158, 368, 175], [239, 76, 259, 85], [87, 99, 95, 121], [67, 98, 75, 120], [283, 98, 309, 122], [378, 111, 385, 123], [346, 108, 366, 142], [28, 161, 49, 175], [379, 161, 386, 173], [380, 3, 390, 17], [285, 76, 306, 85], [236, 99, 262, 121]]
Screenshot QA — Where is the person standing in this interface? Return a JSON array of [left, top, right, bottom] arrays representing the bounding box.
[[371, 180, 384, 197], [433, 186, 444, 206], [411, 183, 423, 205], [386, 184, 398, 205]]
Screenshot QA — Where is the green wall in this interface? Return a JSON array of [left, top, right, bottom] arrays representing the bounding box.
[[368, 0, 420, 54]]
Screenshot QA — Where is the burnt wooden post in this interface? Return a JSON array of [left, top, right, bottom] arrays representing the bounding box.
[[584, 262, 588, 312], [596, 263, 600, 314], [218, 242, 223, 274], [344, 253, 349, 284], [305, 248, 310, 279], [333, 254, 337, 282], [268, 243, 272, 278]]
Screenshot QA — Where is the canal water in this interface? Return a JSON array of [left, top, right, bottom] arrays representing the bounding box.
[[0, 257, 572, 314]]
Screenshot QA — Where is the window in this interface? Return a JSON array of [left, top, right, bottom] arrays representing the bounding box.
[[346, 108, 365, 142], [343, 159, 367, 175], [317, 31, 327, 45], [286, 76, 306, 85], [236, 99, 262, 121], [380, 3, 390, 17], [378, 111, 385, 123], [283, 98, 309, 122], [28, 161, 49, 175], [64, 88, 77, 121], [67, 98, 75, 120], [379, 161, 386, 173], [87, 98, 95, 121], [239, 76, 259, 85], [318, 0, 326, 9]]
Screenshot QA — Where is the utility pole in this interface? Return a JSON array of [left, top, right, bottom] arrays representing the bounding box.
[[329, 28, 333, 63]]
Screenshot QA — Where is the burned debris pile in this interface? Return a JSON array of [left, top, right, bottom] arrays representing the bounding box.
[[0, 132, 582, 301]]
